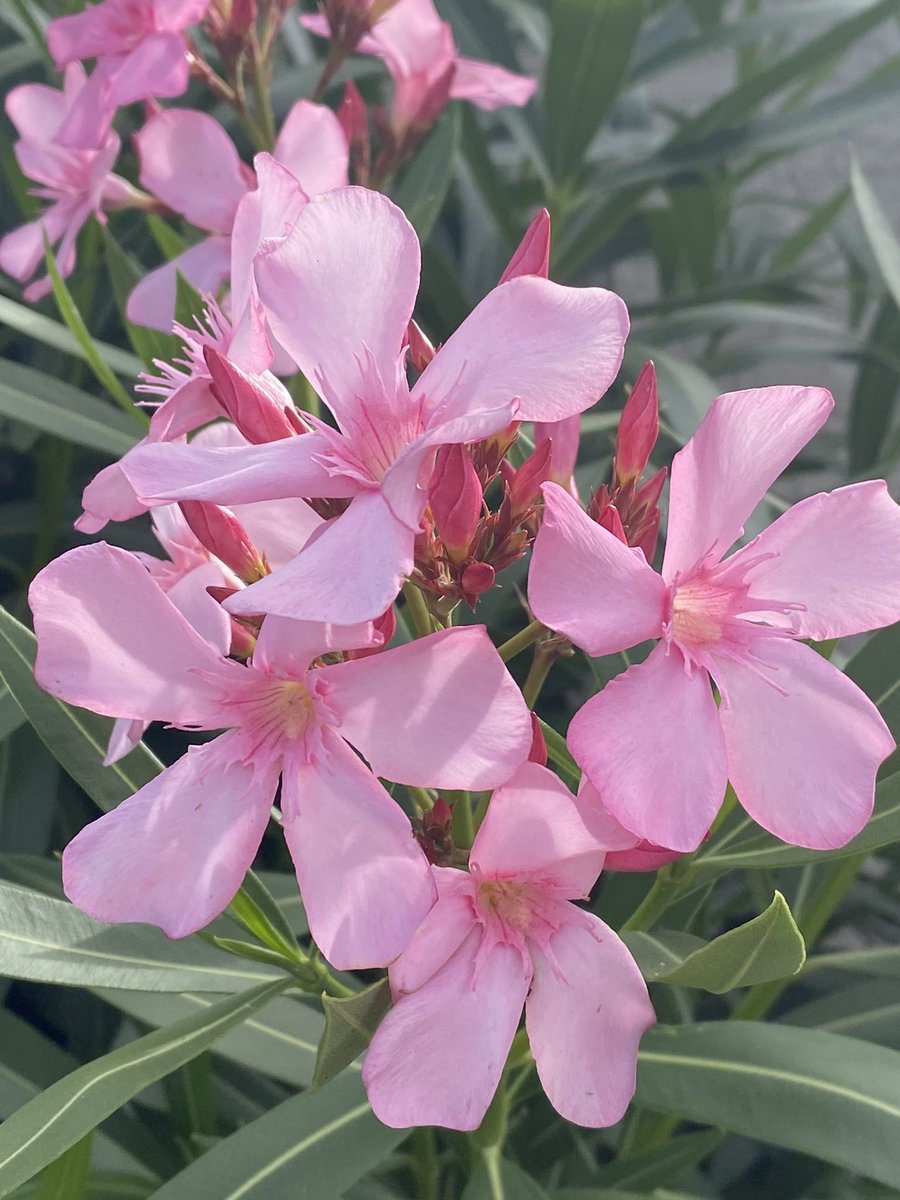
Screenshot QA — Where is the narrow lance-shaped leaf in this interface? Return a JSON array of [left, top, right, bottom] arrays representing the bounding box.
[[392, 105, 461, 241], [312, 979, 391, 1091]]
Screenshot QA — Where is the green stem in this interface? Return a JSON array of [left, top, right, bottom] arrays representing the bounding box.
[[620, 862, 692, 933], [312, 41, 350, 102], [247, 34, 277, 150], [497, 618, 546, 663], [410, 1128, 440, 1200], [522, 645, 556, 709], [451, 791, 475, 850], [402, 581, 434, 638]]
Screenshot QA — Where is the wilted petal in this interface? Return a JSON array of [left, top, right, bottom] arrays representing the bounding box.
[[363, 933, 530, 1130], [568, 644, 728, 853], [526, 912, 654, 1128], [530, 483, 666, 656], [323, 625, 531, 789], [714, 638, 895, 850], [662, 386, 833, 582], [280, 729, 435, 970], [63, 732, 278, 937]]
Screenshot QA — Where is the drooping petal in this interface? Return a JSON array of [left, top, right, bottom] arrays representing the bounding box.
[[412, 276, 628, 425], [136, 109, 248, 231], [280, 729, 436, 970], [526, 912, 654, 1128], [662, 386, 833, 582], [322, 625, 531, 788], [730, 481, 900, 640], [568, 644, 728, 853], [713, 638, 895, 850], [126, 237, 232, 331], [226, 489, 414, 625], [29, 542, 237, 725], [273, 100, 349, 195], [76, 458, 148, 533], [470, 763, 606, 897], [254, 188, 420, 422], [390, 868, 476, 995], [62, 731, 278, 937], [450, 58, 537, 110], [252, 613, 378, 679], [363, 933, 530, 1131], [529, 483, 666, 656]]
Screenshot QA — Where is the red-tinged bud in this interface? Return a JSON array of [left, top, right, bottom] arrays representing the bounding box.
[[406, 318, 435, 373], [499, 208, 551, 284], [429, 445, 483, 562], [347, 606, 397, 659], [460, 561, 495, 596], [528, 713, 547, 766], [230, 0, 256, 36], [597, 502, 627, 545], [507, 438, 553, 515], [533, 415, 580, 488], [228, 617, 257, 661], [338, 81, 371, 185], [204, 347, 306, 444], [603, 842, 685, 872], [615, 361, 658, 487], [414, 796, 455, 865], [633, 509, 662, 565], [181, 501, 268, 583]]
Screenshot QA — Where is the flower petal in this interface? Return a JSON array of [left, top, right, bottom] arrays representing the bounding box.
[[526, 912, 654, 1127], [323, 625, 531, 788], [412, 276, 628, 425], [62, 732, 278, 937], [390, 867, 476, 995], [273, 100, 349, 195], [252, 613, 378, 679], [662, 386, 833, 582], [76, 458, 148, 534], [280, 729, 435, 970], [451, 58, 537, 110], [126, 237, 232, 332], [106, 32, 190, 106], [714, 638, 895, 849], [731, 480, 900, 640], [529, 482, 666, 655], [363, 933, 530, 1130], [254, 188, 420, 421], [470, 763, 606, 897], [29, 542, 236, 725], [568, 643, 728, 853]]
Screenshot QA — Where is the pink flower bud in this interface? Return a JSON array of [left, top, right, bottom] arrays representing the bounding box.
[[533, 415, 580, 489], [338, 81, 370, 183], [204, 347, 306, 444], [507, 438, 553, 516], [615, 361, 658, 486], [429, 445, 483, 562], [406, 319, 435, 373], [596, 502, 627, 545], [347, 606, 397, 659], [460, 561, 495, 596], [499, 208, 551, 284], [528, 713, 547, 766], [180, 502, 267, 584], [603, 842, 685, 872]]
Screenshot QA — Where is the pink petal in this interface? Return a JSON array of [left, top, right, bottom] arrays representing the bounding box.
[[153, 0, 211, 30], [499, 208, 551, 284], [526, 912, 654, 1127], [412, 276, 628, 425], [29, 542, 236, 725], [273, 100, 349, 195], [226, 489, 414, 625], [106, 33, 190, 105], [363, 933, 530, 1130], [126, 237, 232, 331], [77, 458, 149, 534], [105, 717, 147, 766], [470, 763, 606, 897], [529, 483, 666, 655], [323, 625, 531, 788], [568, 643, 728, 853], [662, 386, 833, 582], [730, 481, 900, 641], [6, 82, 69, 142], [47, 7, 125, 63], [164, 559, 233, 655], [63, 732, 278, 937], [280, 729, 436, 970], [533, 415, 580, 486], [136, 109, 248, 232], [230, 497, 322, 571], [450, 58, 537, 110], [254, 188, 419, 421], [390, 867, 476, 994], [575, 778, 643, 851], [252, 613, 378, 679], [714, 638, 895, 850], [362, 0, 449, 75]]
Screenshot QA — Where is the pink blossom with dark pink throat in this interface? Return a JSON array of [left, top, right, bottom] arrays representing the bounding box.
[[362, 763, 655, 1130], [529, 386, 900, 854]]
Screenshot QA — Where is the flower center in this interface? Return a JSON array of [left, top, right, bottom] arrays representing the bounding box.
[[670, 577, 737, 647], [476, 880, 535, 933]]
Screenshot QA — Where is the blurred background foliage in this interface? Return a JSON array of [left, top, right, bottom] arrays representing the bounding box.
[[1, 1, 900, 1198]]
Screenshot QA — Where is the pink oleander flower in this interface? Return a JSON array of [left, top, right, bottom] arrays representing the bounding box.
[[30, 541, 531, 967], [304, 0, 535, 133], [0, 66, 143, 301], [577, 779, 684, 873], [46, 0, 210, 149], [120, 186, 629, 624], [362, 762, 655, 1130], [529, 386, 900, 853], [127, 105, 349, 332]]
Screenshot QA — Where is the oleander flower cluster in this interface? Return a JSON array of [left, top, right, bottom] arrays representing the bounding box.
[[11, 0, 900, 1139]]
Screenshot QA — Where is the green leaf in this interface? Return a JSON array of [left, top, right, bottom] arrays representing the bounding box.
[[845, 623, 900, 751], [585, 1131, 720, 1193], [392, 105, 461, 241], [34, 1135, 93, 1200], [0, 882, 284, 993], [804, 945, 900, 982], [637, 1022, 900, 1188], [226, 870, 301, 962], [0, 297, 141, 378], [0, 980, 290, 1199], [173, 271, 207, 330], [143, 1073, 406, 1200], [462, 1151, 549, 1200], [543, 0, 646, 182], [0, 684, 25, 743], [100, 228, 182, 369], [849, 298, 900, 475], [851, 153, 900, 311], [660, 893, 805, 992], [536, 718, 580, 790], [312, 979, 391, 1090], [0, 605, 163, 814], [621, 931, 706, 982], [783, 980, 900, 1049]]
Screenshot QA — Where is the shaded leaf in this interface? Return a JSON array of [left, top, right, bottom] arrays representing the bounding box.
[[312, 979, 391, 1090], [392, 106, 461, 241]]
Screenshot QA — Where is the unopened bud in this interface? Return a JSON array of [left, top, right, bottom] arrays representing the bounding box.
[[615, 361, 658, 486], [460, 561, 495, 596], [596, 501, 627, 545], [205, 347, 306, 444], [338, 81, 370, 184], [429, 445, 482, 562], [406, 318, 435, 373], [348, 606, 396, 659], [533, 415, 579, 488], [181, 501, 268, 583], [499, 208, 551, 284], [414, 796, 455, 866], [507, 438, 553, 515], [528, 713, 547, 766]]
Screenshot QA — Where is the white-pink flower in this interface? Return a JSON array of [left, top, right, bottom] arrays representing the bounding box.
[[529, 386, 900, 853], [362, 763, 655, 1130], [30, 541, 531, 968], [120, 186, 629, 624], [0, 66, 142, 301]]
